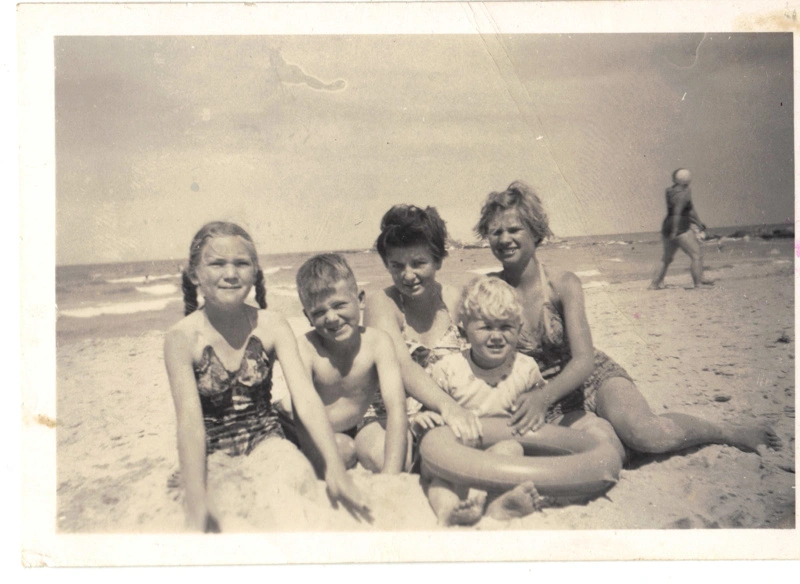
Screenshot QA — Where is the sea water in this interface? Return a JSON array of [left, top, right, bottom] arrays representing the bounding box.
[[55, 224, 793, 342]]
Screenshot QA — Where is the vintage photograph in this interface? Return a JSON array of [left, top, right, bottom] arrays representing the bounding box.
[[19, 0, 798, 566]]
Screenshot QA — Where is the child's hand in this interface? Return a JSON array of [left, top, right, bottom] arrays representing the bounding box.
[[325, 469, 372, 521], [508, 391, 550, 435], [412, 410, 445, 431], [440, 403, 483, 442]]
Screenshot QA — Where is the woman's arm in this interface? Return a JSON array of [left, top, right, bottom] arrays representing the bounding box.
[[363, 291, 482, 441], [372, 330, 408, 473], [164, 327, 210, 532], [509, 272, 595, 434], [269, 313, 369, 512]]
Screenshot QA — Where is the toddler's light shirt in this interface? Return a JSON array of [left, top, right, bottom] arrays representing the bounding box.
[[429, 350, 545, 418]]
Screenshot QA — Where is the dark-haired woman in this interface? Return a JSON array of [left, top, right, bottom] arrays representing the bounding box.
[[361, 205, 482, 469]]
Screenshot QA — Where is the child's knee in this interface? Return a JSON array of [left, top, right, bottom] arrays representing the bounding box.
[[354, 424, 385, 472], [570, 413, 626, 461], [335, 433, 358, 469]]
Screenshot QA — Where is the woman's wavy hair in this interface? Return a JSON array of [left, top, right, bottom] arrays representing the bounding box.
[[475, 181, 553, 245], [181, 221, 266, 316], [375, 204, 449, 265]]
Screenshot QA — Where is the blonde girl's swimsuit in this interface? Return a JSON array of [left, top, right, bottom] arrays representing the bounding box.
[[514, 264, 633, 423]]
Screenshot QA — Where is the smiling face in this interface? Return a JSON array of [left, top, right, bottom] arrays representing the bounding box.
[[192, 235, 257, 310], [303, 280, 362, 344], [486, 208, 537, 267], [465, 316, 521, 369], [384, 244, 442, 300]]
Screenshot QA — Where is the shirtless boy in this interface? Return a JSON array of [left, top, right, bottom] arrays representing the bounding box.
[[294, 254, 410, 475]]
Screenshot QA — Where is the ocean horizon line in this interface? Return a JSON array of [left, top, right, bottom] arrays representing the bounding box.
[[55, 221, 793, 270]]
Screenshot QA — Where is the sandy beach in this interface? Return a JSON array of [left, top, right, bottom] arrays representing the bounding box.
[[53, 235, 796, 538]]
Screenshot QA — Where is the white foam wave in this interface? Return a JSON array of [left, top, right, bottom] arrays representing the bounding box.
[[262, 267, 283, 275], [575, 269, 601, 278], [59, 297, 181, 318], [107, 273, 180, 284], [582, 281, 610, 289], [135, 284, 178, 296], [607, 258, 623, 263], [467, 266, 501, 275]]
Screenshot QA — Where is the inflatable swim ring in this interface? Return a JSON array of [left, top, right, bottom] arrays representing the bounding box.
[[419, 417, 622, 498]]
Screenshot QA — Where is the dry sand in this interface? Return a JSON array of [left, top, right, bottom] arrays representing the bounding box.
[[55, 251, 795, 537]]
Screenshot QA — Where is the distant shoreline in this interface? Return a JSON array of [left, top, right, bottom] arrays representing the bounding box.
[[55, 222, 795, 271]]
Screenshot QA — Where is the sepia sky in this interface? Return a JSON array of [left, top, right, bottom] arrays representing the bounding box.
[[54, 33, 794, 265]]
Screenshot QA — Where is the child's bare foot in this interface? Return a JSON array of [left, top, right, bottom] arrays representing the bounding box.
[[485, 481, 543, 521], [440, 493, 487, 527], [726, 424, 782, 453], [648, 282, 665, 290]]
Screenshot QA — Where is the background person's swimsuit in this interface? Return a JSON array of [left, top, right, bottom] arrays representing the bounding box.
[[660, 184, 694, 238]]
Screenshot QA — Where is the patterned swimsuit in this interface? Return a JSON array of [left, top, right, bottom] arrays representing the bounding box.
[[514, 265, 633, 423], [195, 335, 284, 456], [364, 290, 467, 424]]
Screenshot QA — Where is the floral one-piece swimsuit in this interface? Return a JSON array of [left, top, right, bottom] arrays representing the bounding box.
[[513, 264, 633, 423]]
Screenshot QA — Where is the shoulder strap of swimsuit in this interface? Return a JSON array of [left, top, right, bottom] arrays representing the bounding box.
[[538, 263, 558, 341], [539, 263, 555, 301]]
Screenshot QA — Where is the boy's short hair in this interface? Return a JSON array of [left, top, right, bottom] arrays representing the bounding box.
[[296, 253, 359, 308], [458, 276, 522, 327]]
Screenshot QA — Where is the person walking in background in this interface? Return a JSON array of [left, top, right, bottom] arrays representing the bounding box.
[[650, 168, 714, 290]]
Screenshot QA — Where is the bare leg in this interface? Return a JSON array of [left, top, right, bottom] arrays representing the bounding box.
[[335, 433, 358, 469], [675, 231, 712, 287], [595, 377, 781, 455], [556, 410, 626, 464], [426, 477, 486, 527], [354, 422, 413, 472], [650, 237, 678, 289]]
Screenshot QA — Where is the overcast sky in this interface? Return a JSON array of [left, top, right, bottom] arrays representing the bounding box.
[[55, 33, 793, 265]]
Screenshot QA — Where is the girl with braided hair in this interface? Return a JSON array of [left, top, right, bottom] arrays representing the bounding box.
[[165, 221, 367, 532]]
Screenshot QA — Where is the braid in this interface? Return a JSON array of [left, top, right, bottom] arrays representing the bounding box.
[[181, 270, 199, 316], [254, 269, 268, 309]]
